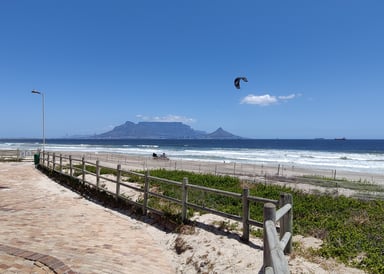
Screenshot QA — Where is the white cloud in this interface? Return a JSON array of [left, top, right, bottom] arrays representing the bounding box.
[[241, 93, 300, 106], [136, 114, 196, 124], [241, 94, 278, 106], [278, 94, 296, 100]]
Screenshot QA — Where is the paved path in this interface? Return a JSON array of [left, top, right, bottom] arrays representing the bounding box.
[[0, 162, 175, 273]]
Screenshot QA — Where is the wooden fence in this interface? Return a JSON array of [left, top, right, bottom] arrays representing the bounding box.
[[0, 149, 36, 161], [264, 199, 292, 274], [40, 151, 292, 272]]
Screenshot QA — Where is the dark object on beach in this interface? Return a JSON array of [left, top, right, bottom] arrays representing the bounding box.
[[153, 152, 169, 160], [234, 77, 248, 89]]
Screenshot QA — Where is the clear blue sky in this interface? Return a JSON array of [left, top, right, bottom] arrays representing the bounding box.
[[1, 0, 383, 139]]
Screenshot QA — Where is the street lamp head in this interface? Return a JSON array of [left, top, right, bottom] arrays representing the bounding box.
[[31, 90, 41, 94]]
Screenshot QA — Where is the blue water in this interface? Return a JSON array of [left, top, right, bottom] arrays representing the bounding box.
[[1, 138, 384, 174]]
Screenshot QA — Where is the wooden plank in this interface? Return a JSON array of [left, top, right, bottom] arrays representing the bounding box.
[[187, 183, 242, 199], [248, 195, 278, 205], [276, 204, 292, 222], [148, 175, 182, 187], [242, 188, 250, 242], [279, 232, 292, 251], [186, 202, 243, 222], [265, 220, 289, 274]]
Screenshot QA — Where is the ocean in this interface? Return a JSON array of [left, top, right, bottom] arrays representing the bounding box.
[[1, 138, 384, 174]]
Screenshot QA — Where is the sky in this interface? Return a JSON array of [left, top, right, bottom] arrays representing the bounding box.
[[1, 0, 383, 139]]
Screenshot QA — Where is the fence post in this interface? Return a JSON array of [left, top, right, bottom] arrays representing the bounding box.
[[181, 177, 188, 223], [143, 170, 150, 215], [52, 153, 56, 170], [82, 156, 85, 183], [96, 160, 100, 189], [242, 188, 250, 242], [59, 154, 63, 173], [47, 153, 50, 168], [116, 164, 121, 199], [263, 202, 276, 269], [69, 155, 73, 177], [279, 193, 293, 254]]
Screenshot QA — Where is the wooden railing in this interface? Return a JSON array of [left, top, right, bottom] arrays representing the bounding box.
[[263, 198, 292, 274], [39, 151, 292, 271], [0, 149, 36, 161]]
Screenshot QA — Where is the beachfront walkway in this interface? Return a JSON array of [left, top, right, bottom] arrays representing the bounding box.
[[0, 162, 175, 273]]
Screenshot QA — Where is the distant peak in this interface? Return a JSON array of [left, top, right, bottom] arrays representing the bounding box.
[[207, 127, 241, 139]]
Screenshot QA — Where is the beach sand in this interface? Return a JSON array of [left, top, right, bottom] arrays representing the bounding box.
[[55, 151, 384, 199]]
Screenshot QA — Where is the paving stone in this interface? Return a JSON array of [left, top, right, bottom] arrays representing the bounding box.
[[0, 162, 175, 273]]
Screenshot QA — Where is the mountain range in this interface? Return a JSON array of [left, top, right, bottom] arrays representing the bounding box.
[[95, 121, 242, 139]]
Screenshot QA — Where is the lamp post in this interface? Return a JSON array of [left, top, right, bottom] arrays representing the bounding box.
[[31, 90, 45, 152]]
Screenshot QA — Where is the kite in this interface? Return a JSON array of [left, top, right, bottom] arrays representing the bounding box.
[[234, 77, 248, 89]]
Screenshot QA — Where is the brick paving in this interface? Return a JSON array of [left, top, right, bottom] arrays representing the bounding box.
[[0, 162, 175, 273], [0, 243, 71, 273]]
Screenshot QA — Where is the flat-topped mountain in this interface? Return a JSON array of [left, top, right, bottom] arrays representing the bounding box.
[[95, 121, 242, 139]]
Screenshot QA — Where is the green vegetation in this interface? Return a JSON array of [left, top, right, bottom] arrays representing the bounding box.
[[146, 169, 384, 274]]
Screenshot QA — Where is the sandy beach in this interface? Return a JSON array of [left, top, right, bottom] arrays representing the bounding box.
[[51, 151, 384, 200], [81, 151, 384, 182]]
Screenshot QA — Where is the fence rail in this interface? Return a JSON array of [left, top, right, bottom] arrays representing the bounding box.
[[39, 151, 292, 272], [0, 149, 36, 161]]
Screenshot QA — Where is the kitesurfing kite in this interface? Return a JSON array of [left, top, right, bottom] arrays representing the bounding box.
[[234, 77, 248, 89]]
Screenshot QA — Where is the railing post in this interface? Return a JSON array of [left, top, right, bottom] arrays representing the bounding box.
[[279, 193, 293, 254], [69, 155, 73, 177], [52, 153, 56, 170], [181, 177, 188, 222], [39, 150, 43, 166], [242, 188, 250, 242], [47, 153, 50, 168], [82, 156, 85, 183], [116, 164, 121, 199], [59, 154, 63, 173], [143, 170, 150, 215], [96, 160, 100, 189], [263, 202, 276, 269]]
